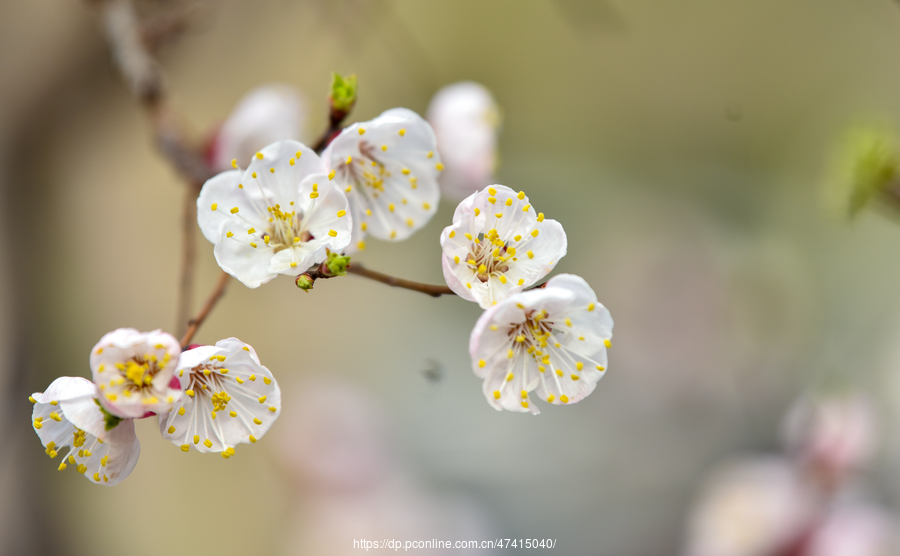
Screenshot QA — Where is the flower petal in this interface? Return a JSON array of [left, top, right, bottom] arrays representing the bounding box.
[[160, 338, 281, 454]]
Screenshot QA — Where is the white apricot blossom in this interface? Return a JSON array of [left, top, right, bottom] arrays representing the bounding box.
[[31, 376, 141, 486], [160, 338, 281, 457], [469, 274, 612, 414], [198, 140, 352, 288], [427, 82, 501, 199], [441, 185, 566, 308], [90, 328, 183, 419], [209, 84, 307, 172], [322, 108, 442, 251]]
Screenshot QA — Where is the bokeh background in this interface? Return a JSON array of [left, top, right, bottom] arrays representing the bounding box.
[[4, 0, 900, 554]]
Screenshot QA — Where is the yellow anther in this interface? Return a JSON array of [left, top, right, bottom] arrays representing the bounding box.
[[436, 163, 444, 171], [575, 362, 584, 371], [211, 203, 218, 211], [253, 418, 262, 425], [493, 391, 501, 400], [249, 435, 257, 443], [203, 439, 213, 448], [490, 324, 498, 331], [337, 210, 347, 218], [358, 128, 366, 135], [505, 198, 513, 206], [231, 159, 238, 169], [507, 247, 517, 256], [255, 152, 264, 160], [106, 393, 117, 401], [239, 184, 243, 189], [560, 395, 569, 404], [538, 366, 546, 373], [499, 275, 507, 284], [262, 377, 271, 386], [235, 377, 244, 384], [521, 390, 528, 399], [166, 425, 176, 434], [381, 145, 388, 151], [488, 197, 496, 204], [226, 231, 234, 238], [571, 375, 580, 381], [211, 391, 231, 412], [58, 462, 67, 471], [390, 230, 397, 239], [523, 205, 530, 212], [263, 235, 270, 245], [514, 234, 522, 241], [181, 444, 190, 452], [211, 412, 217, 419], [488, 187, 497, 196], [495, 212, 503, 218], [537, 213, 545, 222], [268, 406, 277, 413], [220, 369, 229, 374], [230, 207, 239, 214], [506, 371, 514, 382], [289, 158, 295, 166], [597, 366, 606, 371], [328, 229, 338, 237], [193, 435, 200, 445], [247, 227, 256, 234], [77, 464, 87, 474], [49, 412, 62, 422], [361, 222, 368, 232], [604, 339, 612, 348], [518, 279, 525, 286], [269, 168, 275, 173], [427, 151, 434, 158], [29, 396, 36, 403], [230, 411, 237, 418], [516, 335, 526, 343], [531, 229, 539, 237], [258, 395, 267, 403], [556, 369, 564, 377], [521, 401, 528, 408], [465, 233, 473, 241], [310, 192, 319, 199], [250, 242, 257, 248], [565, 318, 572, 327], [454, 255, 460, 264], [466, 283, 472, 289], [477, 264, 487, 274], [177, 407, 185, 416], [185, 389, 194, 397], [296, 151, 303, 158], [388, 203, 395, 212], [346, 155, 353, 164], [492, 247, 500, 257]]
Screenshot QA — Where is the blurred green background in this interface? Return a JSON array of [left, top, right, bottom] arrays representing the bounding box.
[[4, 0, 900, 554]]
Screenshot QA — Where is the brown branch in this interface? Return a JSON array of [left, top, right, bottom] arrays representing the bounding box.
[[180, 271, 230, 348], [176, 182, 201, 338], [347, 263, 455, 298]]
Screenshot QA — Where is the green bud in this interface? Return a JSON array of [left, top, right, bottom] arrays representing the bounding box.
[[325, 252, 351, 277], [330, 73, 358, 113], [296, 274, 315, 291], [830, 125, 900, 218], [94, 399, 124, 431]]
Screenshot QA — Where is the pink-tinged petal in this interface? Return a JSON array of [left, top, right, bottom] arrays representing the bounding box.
[[89, 329, 183, 419]]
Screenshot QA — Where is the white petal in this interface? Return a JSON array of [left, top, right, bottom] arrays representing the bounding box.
[[90, 329, 183, 419], [441, 185, 567, 308], [211, 84, 306, 172], [160, 338, 281, 454], [243, 140, 325, 208], [323, 108, 441, 244], [427, 82, 500, 200], [213, 231, 279, 288]]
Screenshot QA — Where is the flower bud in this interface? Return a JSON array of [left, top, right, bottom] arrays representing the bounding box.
[[295, 273, 315, 291], [325, 252, 351, 277], [329, 73, 357, 116]]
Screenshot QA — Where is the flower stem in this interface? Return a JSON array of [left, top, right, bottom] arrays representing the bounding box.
[[180, 272, 230, 349], [347, 263, 455, 298]]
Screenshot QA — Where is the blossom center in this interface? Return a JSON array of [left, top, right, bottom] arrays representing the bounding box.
[[211, 391, 231, 412], [265, 204, 312, 252], [338, 141, 391, 197], [509, 310, 555, 361], [113, 353, 170, 396], [468, 229, 512, 282]]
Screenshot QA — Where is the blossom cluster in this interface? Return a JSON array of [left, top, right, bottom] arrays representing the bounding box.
[[31, 329, 280, 486], [196, 85, 613, 415]]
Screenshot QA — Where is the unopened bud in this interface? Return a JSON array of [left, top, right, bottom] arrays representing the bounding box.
[[325, 252, 351, 277], [295, 273, 315, 291], [329, 72, 357, 116], [830, 125, 900, 218]]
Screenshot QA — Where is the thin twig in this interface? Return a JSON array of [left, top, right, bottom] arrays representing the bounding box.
[[180, 271, 230, 348], [176, 182, 201, 337], [347, 263, 455, 298]]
